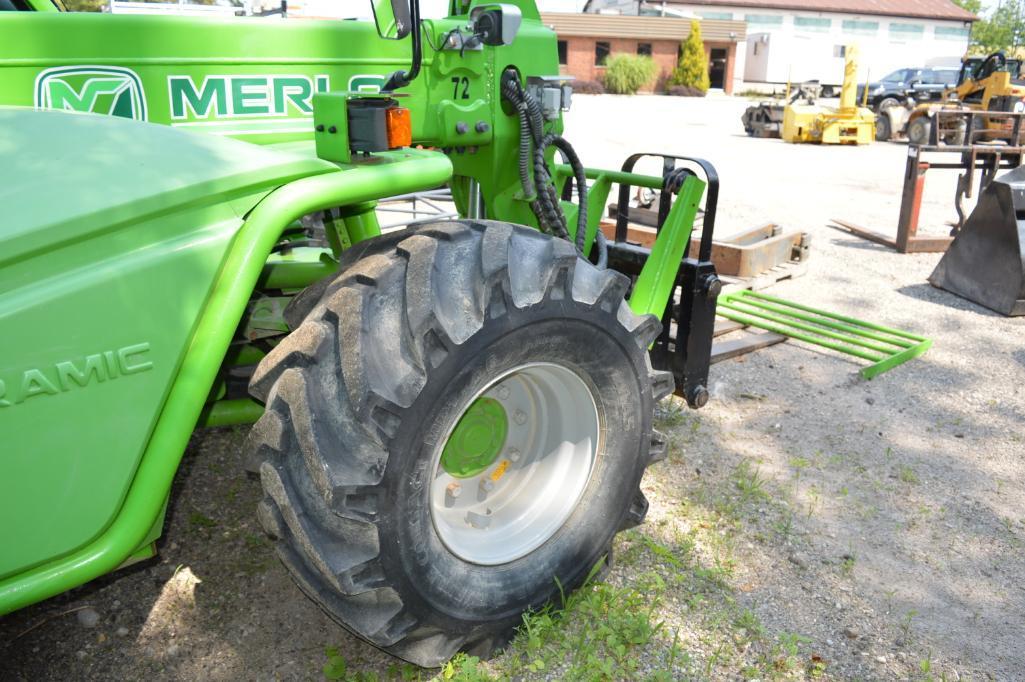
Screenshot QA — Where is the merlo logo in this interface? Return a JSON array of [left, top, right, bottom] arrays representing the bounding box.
[[34, 66, 147, 120]]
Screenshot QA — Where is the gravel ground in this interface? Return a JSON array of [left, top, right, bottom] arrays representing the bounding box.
[[2, 93, 1023, 681]]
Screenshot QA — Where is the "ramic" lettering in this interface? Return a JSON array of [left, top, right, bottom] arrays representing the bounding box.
[[0, 342, 153, 408]]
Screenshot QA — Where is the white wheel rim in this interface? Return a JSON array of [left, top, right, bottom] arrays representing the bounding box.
[[429, 362, 601, 565]]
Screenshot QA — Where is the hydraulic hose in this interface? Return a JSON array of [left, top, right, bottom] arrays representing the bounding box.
[[500, 73, 607, 268], [382, 0, 423, 91]]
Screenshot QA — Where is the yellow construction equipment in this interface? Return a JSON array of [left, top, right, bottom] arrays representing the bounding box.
[[782, 45, 875, 144], [903, 51, 1025, 145]]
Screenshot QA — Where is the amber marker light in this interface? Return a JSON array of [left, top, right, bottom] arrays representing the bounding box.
[[386, 106, 412, 148]]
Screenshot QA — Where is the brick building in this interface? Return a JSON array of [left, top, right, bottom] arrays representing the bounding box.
[[541, 13, 747, 93], [584, 0, 974, 89]]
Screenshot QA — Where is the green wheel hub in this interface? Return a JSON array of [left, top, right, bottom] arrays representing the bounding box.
[[440, 397, 508, 478]]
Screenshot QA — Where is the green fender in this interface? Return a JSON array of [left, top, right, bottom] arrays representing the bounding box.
[[0, 108, 452, 612]]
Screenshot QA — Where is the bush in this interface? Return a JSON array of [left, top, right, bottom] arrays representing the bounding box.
[[602, 54, 658, 95], [666, 85, 707, 97], [669, 19, 711, 93], [572, 80, 606, 95]]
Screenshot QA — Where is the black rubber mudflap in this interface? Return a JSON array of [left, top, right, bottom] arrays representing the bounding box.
[[929, 166, 1025, 316]]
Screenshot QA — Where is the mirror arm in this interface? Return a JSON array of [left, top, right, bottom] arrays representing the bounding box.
[[383, 0, 423, 91]]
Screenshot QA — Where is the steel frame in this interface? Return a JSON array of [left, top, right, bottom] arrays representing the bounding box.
[[832, 110, 1025, 253]]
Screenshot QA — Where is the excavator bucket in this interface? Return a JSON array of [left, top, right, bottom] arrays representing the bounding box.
[[928, 165, 1025, 316]]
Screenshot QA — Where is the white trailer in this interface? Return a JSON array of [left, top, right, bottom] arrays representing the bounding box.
[[744, 24, 967, 95]]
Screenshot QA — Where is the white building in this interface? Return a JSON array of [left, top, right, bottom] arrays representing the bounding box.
[[585, 0, 976, 91]]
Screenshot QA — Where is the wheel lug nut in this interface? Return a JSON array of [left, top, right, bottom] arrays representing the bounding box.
[[446, 482, 462, 498], [496, 385, 511, 400], [514, 410, 527, 425], [508, 448, 521, 462], [479, 479, 494, 493]]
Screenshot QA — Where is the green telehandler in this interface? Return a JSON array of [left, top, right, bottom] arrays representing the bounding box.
[[0, 0, 722, 666]]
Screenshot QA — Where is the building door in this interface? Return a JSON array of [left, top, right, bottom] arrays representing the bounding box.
[[709, 48, 727, 89]]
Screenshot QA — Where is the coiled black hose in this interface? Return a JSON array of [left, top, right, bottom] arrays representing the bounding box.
[[500, 73, 607, 268]]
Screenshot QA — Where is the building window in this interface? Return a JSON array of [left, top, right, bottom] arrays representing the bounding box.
[[794, 16, 830, 32], [889, 22, 924, 39], [637, 42, 652, 56], [745, 14, 783, 26], [833, 45, 846, 58], [698, 11, 732, 20], [842, 19, 879, 35], [935, 25, 970, 40], [557, 40, 567, 65], [595, 41, 610, 66]]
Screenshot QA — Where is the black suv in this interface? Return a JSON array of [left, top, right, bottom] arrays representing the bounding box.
[[856, 67, 960, 111]]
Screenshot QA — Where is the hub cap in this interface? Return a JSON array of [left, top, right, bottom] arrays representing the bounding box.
[[429, 363, 601, 565]]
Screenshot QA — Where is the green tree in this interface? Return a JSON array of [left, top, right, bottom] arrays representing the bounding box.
[[956, 0, 1025, 54], [669, 19, 710, 92]]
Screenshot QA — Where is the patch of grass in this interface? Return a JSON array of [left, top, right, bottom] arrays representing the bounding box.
[[243, 533, 267, 549], [733, 461, 769, 505], [899, 609, 918, 644], [789, 456, 811, 470], [733, 609, 766, 641], [789, 456, 811, 486], [322, 647, 348, 680], [808, 653, 828, 677], [188, 511, 217, 529], [805, 485, 821, 518], [638, 534, 690, 569], [758, 631, 809, 674], [898, 465, 920, 485], [840, 553, 856, 577], [654, 398, 687, 428], [773, 510, 794, 540], [439, 654, 496, 681], [501, 564, 673, 679], [393, 449, 830, 680]]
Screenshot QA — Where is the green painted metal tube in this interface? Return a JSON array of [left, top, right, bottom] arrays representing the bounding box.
[[721, 299, 909, 355], [0, 150, 453, 614], [742, 291, 928, 342], [25, 0, 58, 11], [223, 343, 269, 367], [628, 175, 705, 318], [716, 307, 885, 362], [337, 200, 382, 244], [725, 295, 915, 348], [197, 398, 265, 427], [554, 164, 666, 190], [261, 252, 337, 290], [862, 340, 932, 379]]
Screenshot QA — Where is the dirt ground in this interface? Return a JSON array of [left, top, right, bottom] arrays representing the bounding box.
[[2, 94, 1023, 681]]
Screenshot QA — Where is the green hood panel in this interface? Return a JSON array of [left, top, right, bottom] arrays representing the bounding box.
[[0, 107, 335, 269], [0, 108, 337, 580]]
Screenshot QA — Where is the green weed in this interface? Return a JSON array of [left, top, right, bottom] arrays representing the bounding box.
[[898, 465, 920, 485], [188, 511, 217, 528]]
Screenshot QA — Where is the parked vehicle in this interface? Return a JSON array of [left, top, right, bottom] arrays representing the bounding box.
[[875, 52, 1025, 144], [0, 0, 722, 667], [857, 67, 959, 111]]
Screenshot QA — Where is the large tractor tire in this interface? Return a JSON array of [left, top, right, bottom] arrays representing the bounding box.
[[247, 220, 672, 667]]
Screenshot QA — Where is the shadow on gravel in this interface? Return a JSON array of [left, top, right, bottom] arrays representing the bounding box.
[[686, 320, 1025, 680], [895, 282, 1005, 317], [0, 428, 403, 681]]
